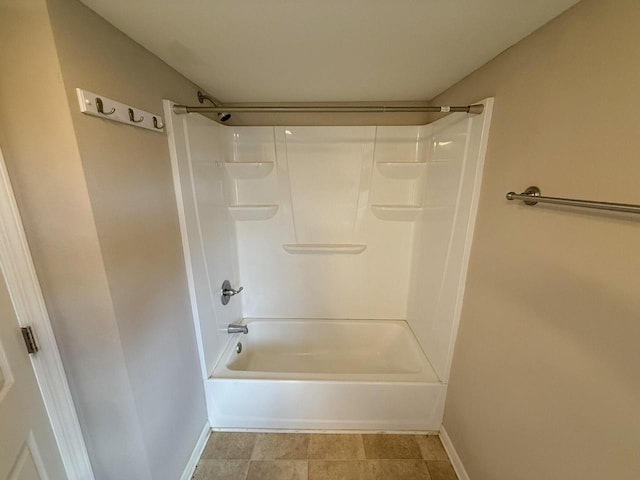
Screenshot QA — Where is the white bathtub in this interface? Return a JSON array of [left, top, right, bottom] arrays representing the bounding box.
[[206, 319, 446, 431]]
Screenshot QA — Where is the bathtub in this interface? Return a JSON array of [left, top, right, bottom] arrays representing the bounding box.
[[206, 318, 446, 431]]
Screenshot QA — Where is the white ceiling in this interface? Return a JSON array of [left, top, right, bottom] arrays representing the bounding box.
[[79, 0, 580, 103]]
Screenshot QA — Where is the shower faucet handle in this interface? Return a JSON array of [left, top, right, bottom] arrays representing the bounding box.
[[221, 280, 243, 305], [224, 286, 243, 296]]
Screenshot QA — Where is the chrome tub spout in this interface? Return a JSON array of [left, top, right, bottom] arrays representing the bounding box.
[[227, 324, 248, 334]]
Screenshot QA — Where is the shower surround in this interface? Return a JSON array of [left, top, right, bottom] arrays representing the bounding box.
[[165, 99, 493, 430]]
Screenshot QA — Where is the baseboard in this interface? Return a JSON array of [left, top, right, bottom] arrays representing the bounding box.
[[211, 427, 440, 435], [180, 422, 211, 480], [439, 425, 470, 480]]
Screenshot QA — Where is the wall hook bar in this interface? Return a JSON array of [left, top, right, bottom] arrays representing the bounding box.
[[96, 97, 115, 115], [128, 108, 144, 123], [77, 88, 164, 133], [506, 186, 640, 215]]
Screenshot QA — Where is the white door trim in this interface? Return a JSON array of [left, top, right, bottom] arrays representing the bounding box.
[[0, 147, 94, 479]]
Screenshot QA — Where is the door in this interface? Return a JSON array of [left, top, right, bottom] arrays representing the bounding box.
[[0, 258, 67, 479], [0, 154, 69, 480]]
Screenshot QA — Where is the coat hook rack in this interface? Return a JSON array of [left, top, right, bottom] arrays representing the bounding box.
[[76, 88, 164, 133]]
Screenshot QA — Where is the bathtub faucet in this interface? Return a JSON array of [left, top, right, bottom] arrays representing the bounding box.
[[227, 324, 248, 334], [221, 280, 243, 305]]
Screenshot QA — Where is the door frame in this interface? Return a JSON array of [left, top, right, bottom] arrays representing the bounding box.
[[0, 147, 94, 479]]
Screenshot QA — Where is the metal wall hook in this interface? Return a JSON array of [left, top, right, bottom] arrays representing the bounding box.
[[152, 116, 164, 129], [128, 108, 144, 123], [96, 97, 115, 115]]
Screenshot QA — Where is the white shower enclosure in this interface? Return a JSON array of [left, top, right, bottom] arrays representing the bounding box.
[[164, 99, 493, 431]]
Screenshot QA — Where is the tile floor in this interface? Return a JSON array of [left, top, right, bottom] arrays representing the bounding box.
[[193, 432, 458, 480]]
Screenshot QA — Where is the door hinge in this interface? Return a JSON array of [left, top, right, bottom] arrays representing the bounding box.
[[20, 326, 39, 354]]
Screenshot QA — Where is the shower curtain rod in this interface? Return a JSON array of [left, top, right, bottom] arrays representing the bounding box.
[[172, 103, 485, 115]]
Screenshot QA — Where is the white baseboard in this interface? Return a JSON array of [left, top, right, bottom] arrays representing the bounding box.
[[211, 427, 439, 435], [439, 425, 470, 480], [180, 422, 211, 480]]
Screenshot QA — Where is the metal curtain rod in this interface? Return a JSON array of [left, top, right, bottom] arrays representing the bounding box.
[[173, 104, 484, 114], [506, 186, 640, 215], [172, 92, 484, 115]]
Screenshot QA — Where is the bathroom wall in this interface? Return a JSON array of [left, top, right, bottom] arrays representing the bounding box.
[[0, 0, 207, 479], [433, 0, 640, 478]]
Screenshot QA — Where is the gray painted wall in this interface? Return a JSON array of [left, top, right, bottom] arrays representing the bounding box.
[[0, 0, 207, 478], [434, 0, 640, 478]]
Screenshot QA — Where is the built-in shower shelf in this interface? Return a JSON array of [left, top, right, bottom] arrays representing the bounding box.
[[371, 205, 422, 221], [282, 244, 367, 255], [228, 205, 279, 221], [225, 162, 274, 179], [422, 205, 450, 210], [376, 162, 426, 179]]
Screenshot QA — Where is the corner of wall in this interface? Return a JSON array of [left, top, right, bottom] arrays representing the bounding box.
[[0, 1, 156, 478]]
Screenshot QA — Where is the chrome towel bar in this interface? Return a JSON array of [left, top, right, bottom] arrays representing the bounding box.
[[506, 186, 640, 215]]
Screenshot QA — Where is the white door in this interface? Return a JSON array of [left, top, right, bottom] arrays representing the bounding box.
[[0, 146, 70, 480], [0, 268, 67, 480]]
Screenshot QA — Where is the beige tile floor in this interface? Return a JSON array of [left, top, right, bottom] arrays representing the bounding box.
[[193, 432, 458, 480]]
